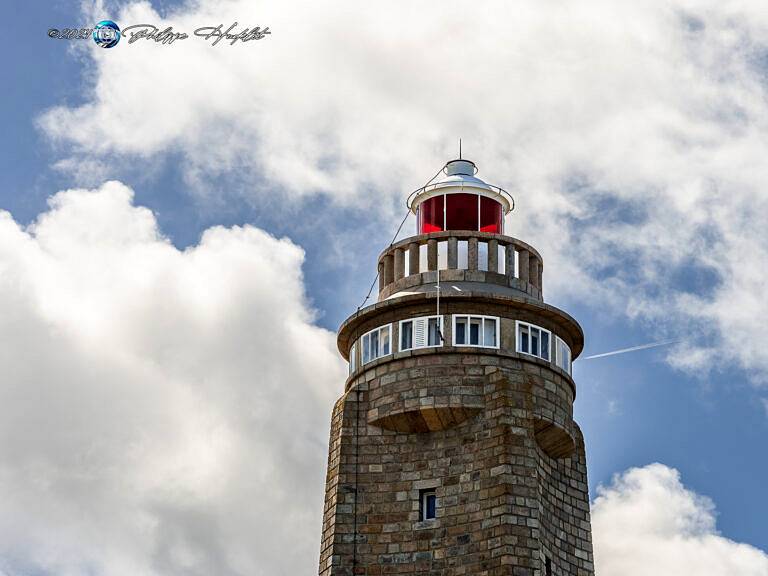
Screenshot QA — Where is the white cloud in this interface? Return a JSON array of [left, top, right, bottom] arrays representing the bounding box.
[[0, 182, 344, 575], [1, 184, 767, 576], [593, 463, 768, 576], [38, 0, 768, 381]]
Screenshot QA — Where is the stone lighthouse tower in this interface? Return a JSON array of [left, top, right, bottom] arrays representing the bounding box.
[[318, 159, 594, 575]]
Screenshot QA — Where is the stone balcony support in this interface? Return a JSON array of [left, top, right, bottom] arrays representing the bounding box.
[[394, 248, 405, 281], [447, 237, 458, 269], [408, 241, 420, 275], [427, 239, 438, 271], [529, 257, 539, 290], [488, 239, 499, 273], [518, 249, 530, 283], [383, 253, 394, 286], [468, 237, 479, 270]]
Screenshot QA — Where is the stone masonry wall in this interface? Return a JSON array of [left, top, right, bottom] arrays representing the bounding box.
[[536, 426, 594, 576], [318, 352, 594, 576]]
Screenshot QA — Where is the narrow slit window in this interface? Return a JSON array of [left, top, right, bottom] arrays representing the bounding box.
[[420, 489, 436, 521]]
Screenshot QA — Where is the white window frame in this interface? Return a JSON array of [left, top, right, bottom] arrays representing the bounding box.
[[452, 315, 500, 349], [348, 342, 356, 375], [421, 489, 436, 521], [361, 324, 392, 365], [399, 315, 443, 351], [516, 321, 551, 362], [554, 335, 572, 375]]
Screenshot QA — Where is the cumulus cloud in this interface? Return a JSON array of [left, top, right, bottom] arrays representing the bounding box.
[[0, 182, 344, 575], [593, 463, 768, 576], [1, 184, 766, 576], [38, 0, 768, 381]]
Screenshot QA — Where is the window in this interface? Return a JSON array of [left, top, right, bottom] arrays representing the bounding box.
[[361, 325, 391, 365], [480, 195, 502, 233], [418, 195, 444, 233], [400, 316, 443, 351], [545, 556, 552, 576], [348, 342, 356, 375], [453, 315, 499, 348], [445, 193, 478, 231], [417, 193, 504, 234], [555, 336, 571, 375], [420, 489, 436, 521], [516, 321, 551, 361]]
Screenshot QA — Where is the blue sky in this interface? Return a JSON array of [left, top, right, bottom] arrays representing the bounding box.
[[2, 1, 767, 575]]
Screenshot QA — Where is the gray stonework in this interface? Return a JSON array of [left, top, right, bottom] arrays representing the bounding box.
[[319, 231, 594, 576]]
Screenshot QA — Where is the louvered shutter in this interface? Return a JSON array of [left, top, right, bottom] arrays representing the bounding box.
[[413, 318, 427, 348]]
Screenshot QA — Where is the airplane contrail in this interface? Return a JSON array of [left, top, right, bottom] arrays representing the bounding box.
[[583, 338, 679, 360]]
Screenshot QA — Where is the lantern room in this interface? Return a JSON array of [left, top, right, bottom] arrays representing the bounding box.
[[409, 159, 513, 235]]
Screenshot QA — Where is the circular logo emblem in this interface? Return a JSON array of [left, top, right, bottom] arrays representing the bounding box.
[[93, 20, 120, 48]]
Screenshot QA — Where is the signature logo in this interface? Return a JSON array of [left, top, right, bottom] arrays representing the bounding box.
[[48, 20, 270, 48], [121, 25, 187, 45], [92, 20, 121, 48], [193, 23, 270, 46]]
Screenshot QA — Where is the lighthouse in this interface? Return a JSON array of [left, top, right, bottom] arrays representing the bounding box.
[[318, 159, 594, 575]]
